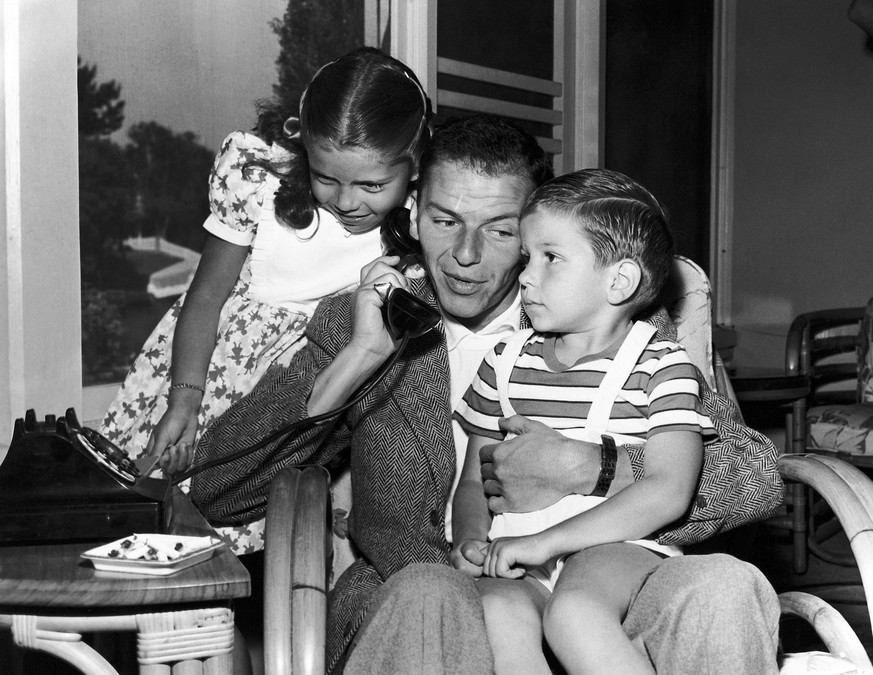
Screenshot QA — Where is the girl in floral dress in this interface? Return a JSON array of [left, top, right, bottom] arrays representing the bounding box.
[[100, 47, 431, 555]]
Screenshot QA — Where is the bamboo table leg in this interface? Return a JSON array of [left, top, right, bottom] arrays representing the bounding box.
[[1, 606, 235, 675], [3, 614, 118, 675], [136, 607, 234, 674]]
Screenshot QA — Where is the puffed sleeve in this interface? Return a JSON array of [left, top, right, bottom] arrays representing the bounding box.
[[202, 131, 272, 246]]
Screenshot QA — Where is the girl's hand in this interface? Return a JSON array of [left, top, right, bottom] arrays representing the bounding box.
[[484, 535, 551, 579], [349, 255, 409, 357], [158, 442, 195, 477], [450, 539, 488, 578], [147, 392, 200, 476]]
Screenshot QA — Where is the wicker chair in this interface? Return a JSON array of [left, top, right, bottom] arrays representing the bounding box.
[[786, 302, 873, 572]]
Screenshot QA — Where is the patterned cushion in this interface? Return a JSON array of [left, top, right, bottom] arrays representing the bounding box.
[[662, 256, 716, 389], [808, 403, 873, 455], [859, 298, 873, 402], [330, 466, 358, 588]]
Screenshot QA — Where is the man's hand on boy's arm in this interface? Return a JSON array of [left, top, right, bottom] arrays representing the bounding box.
[[480, 415, 635, 514], [533, 431, 704, 559]]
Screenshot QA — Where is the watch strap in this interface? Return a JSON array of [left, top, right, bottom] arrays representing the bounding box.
[[591, 434, 617, 497]]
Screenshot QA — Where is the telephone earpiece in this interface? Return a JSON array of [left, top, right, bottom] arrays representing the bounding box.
[[380, 208, 439, 339], [381, 207, 421, 259]]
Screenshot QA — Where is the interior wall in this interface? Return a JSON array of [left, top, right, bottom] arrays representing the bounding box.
[[0, 1, 11, 455], [732, 0, 873, 368]]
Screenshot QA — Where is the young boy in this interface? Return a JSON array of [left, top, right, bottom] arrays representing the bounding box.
[[451, 169, 716, 675]]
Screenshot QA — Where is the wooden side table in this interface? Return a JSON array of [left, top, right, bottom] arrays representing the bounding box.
[[730, 368, 811, 574], [730, 369, 810, 405], [0, 488, 251, 674]]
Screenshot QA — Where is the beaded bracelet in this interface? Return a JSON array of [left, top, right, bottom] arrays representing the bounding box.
[[170, 382, 205, 393]]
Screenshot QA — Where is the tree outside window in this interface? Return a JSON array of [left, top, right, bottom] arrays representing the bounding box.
[[79, 0, 363, 387]]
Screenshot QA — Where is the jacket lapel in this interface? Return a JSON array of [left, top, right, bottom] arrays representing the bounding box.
[[388, 278, 456, 500], [385, 278, 530, 503]]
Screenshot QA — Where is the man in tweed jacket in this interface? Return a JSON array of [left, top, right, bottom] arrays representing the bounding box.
[[192, 115, 780, 673]]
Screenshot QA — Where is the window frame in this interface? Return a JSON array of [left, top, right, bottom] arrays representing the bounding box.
[[2, 0, 83, 459]]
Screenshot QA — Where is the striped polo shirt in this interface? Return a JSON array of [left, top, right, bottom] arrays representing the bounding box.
[[455, 331, 716, 442]]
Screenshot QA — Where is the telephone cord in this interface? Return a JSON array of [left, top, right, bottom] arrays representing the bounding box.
[[172, 332, 411, 485]]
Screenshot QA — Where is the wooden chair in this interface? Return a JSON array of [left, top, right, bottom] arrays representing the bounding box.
[[785, 303, 873, 571], [265, 457, 873, 675], [777, 453, 873, 674], [262, 466, 331, 675]]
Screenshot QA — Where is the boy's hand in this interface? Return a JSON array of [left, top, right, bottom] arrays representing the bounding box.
[[450, 539, 488, 578], [484, 535, 550, 579]]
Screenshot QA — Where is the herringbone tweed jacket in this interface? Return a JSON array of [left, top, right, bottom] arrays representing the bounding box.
[[190, 277, 749, 671], [191, 279, 669, 669], [193, 275, 510, 670]]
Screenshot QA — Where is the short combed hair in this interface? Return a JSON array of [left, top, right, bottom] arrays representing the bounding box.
[[419, 114, 553, 191], [522, 169, 673, 310]]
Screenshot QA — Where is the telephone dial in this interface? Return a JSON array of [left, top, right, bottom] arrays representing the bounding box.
[[0, 409, 168, 544], [0, 210, 441, 545]]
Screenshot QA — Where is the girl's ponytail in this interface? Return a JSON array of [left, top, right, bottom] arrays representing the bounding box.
[[272, 115, 318, 229], [251, 102, 317, 229]]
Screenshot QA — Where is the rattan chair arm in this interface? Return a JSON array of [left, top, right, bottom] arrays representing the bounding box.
[[779, 591, 872, 671], [778, 454, 873, 656], [264, 466, 331, 675]]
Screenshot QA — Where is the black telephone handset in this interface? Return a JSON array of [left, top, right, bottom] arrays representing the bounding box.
[[379, 207, 440, 339]]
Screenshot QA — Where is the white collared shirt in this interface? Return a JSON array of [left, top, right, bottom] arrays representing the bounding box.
[[443, 292, 522, 543]]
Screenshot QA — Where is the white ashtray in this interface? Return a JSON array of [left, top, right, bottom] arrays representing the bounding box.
[[81, 533, 223, 576]]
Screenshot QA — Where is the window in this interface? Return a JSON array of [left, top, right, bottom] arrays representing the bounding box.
[[76, 1, 365, 418], [77, 2, 289, 398], [0, 0, 598, 450], [392, 0, 599, 174]]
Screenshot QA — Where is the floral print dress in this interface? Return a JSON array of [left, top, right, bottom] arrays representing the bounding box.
[[100, 131, 385, 556]]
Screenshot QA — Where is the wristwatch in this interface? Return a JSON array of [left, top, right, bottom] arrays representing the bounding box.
[[591, 434, 617, 497]]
